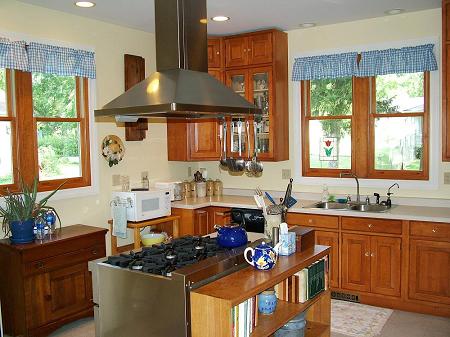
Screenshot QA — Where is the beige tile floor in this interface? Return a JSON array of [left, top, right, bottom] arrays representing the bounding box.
[[47, 309, 450, 337]]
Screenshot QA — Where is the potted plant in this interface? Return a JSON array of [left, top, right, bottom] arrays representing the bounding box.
[[0, 176, 63, 244]]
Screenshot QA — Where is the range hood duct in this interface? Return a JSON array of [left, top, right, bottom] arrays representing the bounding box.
[[95, 0, 261, 120]]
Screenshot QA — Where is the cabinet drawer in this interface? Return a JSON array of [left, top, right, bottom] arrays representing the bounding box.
[[286, 213, 338, 229], [23, 243, 105, 276], [410, 221, 450, 240], [342, 217, 402, 235]]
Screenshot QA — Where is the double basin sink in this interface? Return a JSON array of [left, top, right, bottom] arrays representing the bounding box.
[[305, 201, 390, 213]]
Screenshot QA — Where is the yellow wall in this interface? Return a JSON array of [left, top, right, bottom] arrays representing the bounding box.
[[202, 8, 450, 200], [0, 0, 190, 247]]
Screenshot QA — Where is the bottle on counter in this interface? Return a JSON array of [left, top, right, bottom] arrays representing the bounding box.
[[213, 179, 223, 196], [321, 184, 330, 202]]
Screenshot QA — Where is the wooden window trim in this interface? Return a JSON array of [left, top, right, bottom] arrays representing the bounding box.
[[368, 72, 429, 180], [0, 71, 91, 193], [300, 72, 430, 181], [301, 80, 354, 178]]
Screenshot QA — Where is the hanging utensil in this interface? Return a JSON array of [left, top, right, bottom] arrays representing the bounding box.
[[282, 178, 293, 208], [234, 120, 245, 172], [248, 120, 264, 175], [245, 120, 253, 176], [219, 121, 228, 170]]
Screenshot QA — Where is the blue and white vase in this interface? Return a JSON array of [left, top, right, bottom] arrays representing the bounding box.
[[258, 290, 278, 315]]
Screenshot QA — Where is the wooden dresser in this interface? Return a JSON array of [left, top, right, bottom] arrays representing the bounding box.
[[0, 225, 107, 337]]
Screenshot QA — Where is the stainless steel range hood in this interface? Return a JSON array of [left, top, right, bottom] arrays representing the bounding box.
[[95, 0, 261, 120]]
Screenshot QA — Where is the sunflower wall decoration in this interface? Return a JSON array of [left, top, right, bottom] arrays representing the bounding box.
[[102, 135, 125, 167]]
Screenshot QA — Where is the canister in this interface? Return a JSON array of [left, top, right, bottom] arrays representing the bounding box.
[[213, 179, 223, 196], [183, 180, 192, 198], [206, 179, 214, 196], [196, 182, 206, 198], [190, 181, 197, 197]]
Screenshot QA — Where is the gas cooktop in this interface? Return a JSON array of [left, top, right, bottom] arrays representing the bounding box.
[[105, 235, 228, 276]]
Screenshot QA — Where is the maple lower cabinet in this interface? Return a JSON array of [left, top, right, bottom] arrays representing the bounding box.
[[342, 233, 401, 297], [315, 231, 339, 288], [342, 233, 371, 293], [0, 225, 107, 337], [409, 239, 450, 304], [208, 207, 231, 232], [194, 208, 210, 236]]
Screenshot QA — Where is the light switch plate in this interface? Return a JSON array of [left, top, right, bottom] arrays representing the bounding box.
[[282, 169, 291, 180], [141, 171, 148, 180], [444, 172, 450, 184], [112, 174, 121, 186], [188, 166, 192, 178]]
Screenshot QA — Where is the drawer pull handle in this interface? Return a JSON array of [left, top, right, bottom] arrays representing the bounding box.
[[36, 262, 44, 269], [92, 249, 98, 255], [368, 224, 373, 228], [365, 252, 369, 257], [370, 253, 374, 257], [308, 219, 313, 224], [432, 228, 437, 233]]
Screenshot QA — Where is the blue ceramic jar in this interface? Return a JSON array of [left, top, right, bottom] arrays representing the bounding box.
[[258, 290, 278, 315]]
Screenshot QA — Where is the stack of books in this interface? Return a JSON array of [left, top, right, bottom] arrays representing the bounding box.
[[231, 296, 258, 337], [275, 256, 328, 303]]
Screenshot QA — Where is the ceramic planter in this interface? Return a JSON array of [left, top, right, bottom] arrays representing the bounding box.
[[9, 219, 35, 244]]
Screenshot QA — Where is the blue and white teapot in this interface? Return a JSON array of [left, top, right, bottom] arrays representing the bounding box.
[[244, 241, 281, 271]]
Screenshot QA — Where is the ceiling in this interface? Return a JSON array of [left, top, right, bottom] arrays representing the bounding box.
[[19, 0, 441, 35]]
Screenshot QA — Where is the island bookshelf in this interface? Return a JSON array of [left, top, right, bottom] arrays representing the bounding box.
[[190, 245, 331, 337]]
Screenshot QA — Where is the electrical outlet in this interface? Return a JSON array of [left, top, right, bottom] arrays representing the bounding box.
[[112, 174, 121, 186], [188, 166, 192, 177], [282, 169, 291, 180], [444, 172, 450, 184], [141, 171, 148, 180]]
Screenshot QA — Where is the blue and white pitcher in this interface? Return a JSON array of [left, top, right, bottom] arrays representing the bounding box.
[[244, 241, 281, 271]]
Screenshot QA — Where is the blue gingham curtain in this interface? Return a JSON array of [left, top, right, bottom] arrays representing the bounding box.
[[292, 52, 358, 81], [0, 38, 29, 71], [356, 44, 437, 77], [28, 42, 96, 78]]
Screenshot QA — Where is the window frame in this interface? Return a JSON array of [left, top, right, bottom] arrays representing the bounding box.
[[300, 72, 430, 180], [0, 69, 91, 193]]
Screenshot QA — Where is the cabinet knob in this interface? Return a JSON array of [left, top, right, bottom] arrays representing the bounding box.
[[92, 249, 98, 255], [432, 228, 437, 233], [308, 219, 313, 224], [243, 48, 247, 52], [370, 253, 374, 257], [36, 262, 45, 269], [368, 224, 373, 228], [365, 252, 369, 257], [216, 51, 220, 55]]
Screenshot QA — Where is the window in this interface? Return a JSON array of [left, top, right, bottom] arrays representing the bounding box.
[[301, 72, 429, 180], [0, 69, 91, 192]]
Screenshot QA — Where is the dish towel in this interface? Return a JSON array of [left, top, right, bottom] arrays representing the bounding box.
[[112, 203, 127, 239]]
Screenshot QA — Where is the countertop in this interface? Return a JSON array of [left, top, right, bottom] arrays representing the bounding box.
[[172, 195, 450, 223]]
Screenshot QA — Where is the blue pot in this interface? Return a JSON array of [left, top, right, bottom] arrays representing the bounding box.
[[258, 290, 278, 315], [10, 219, 35, 244], [215, 224, 248, 248], [244, 241, 281, 271]]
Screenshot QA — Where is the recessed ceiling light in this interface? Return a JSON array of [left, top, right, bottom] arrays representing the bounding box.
[[211, 16, 230, 22], [385, 9, 405, 15], [75, 1, 96, 8], [299, 23, 316, 28]]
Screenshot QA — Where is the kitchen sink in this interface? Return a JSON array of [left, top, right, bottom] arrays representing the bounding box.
[[305, 201, 391, 213]]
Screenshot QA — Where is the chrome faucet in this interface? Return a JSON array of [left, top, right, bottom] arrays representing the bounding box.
[[340, 173, 360, 204]]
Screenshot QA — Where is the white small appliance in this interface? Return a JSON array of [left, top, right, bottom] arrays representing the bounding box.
[[154, 181, 183, 201], [112, 189, 171, 222]]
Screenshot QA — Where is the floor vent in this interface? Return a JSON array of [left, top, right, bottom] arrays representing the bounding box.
[[331, 291, 360, 303]]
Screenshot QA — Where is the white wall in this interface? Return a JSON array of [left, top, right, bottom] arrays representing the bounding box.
[[202, 8, 450, 200], [0, 0, 190, 250]]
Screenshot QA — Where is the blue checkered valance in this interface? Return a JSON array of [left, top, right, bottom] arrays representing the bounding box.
[[357, 44, 438, 77], [0, 38, 28, 71], [28, 42, 96, 79], [292, 52, 358, 81]]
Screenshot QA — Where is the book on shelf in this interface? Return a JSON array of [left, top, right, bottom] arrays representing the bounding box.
[[232, 296, 258, 337], [274, 256, 328, 304]]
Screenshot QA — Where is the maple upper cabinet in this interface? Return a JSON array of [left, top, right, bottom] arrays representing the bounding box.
[[224, 32, 272, 67], [207, 38, 222, 68]]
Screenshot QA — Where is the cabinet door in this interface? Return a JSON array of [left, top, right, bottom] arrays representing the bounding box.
[[225, 36, 248, 67], [194, 209, 209, 236], [409, 239, 450, 304], [26, 263, 92, 327], [207, 38, 222, 68], [341, 233, 371, 292], [188, 119, 221, 160], [248, 33, 272, 65], [208, 207, 231, 233], [249, 67, 273, 159], [315, 231, 339, 288], [370, 236, 401, 297]]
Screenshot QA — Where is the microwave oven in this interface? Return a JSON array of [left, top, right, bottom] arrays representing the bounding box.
[[112, 189, 171, 222]]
